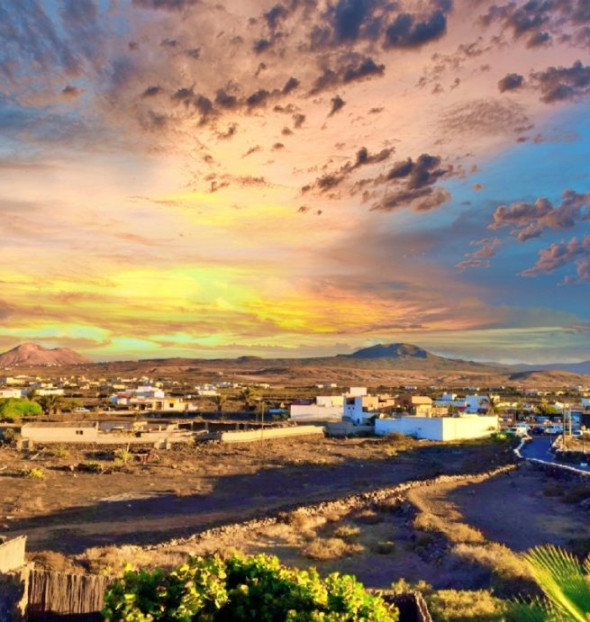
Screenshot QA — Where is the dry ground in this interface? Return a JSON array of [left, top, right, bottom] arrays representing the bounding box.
[[28, 461, 590, 600], [0, 435, 512, 554]]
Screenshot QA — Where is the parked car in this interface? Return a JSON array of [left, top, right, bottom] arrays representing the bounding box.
[[545, 424, 564, 434]]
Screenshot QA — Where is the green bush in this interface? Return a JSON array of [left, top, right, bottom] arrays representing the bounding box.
[[102, 553, 399, 622], [0, 398, 42, 418]]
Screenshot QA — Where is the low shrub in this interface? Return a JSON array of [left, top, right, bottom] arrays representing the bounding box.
[[427, 589, 508, 622], [102, 553, 399, 621], [332, 524, 361, 541], [373, 540, 396, 555], [20, 467, 45, 479], [303, 537, 364, 561]]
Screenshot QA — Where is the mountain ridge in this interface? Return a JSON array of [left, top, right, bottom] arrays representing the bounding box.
[[0, 343, 91, 367]]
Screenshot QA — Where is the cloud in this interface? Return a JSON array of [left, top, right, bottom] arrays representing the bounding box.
[[370, 153, 453, 212], [456, 258, 490, 269], [132, 0, 200, 11], [521, 235, 590, 280], [62, 84, 84, 98], [531, 60, 590, 103], [490, 190, 590, 239], [384, 10, 448, 49], [440, 99, 529, 137], [498, 73, 524, 93], [310, 56, 385, 94], [329, 94, 346, 116]]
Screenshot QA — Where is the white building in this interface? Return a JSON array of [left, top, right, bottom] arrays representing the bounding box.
[[290, 396, 344, 422], [375, 414, 499, 442], [0, 388, 24, 399], [135, 386, 165, 399]]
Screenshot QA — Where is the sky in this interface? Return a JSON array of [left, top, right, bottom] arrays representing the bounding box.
[[0, 0, 590, 363]]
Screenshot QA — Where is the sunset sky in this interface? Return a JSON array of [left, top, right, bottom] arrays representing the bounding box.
[[1, 0, 589, 363]]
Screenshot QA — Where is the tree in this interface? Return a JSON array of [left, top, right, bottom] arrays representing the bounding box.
[[36, 394, 63, 415], [508, 545, 590, 621], [213, 393, 227, 418], [239, 387, 255, 413], [0, 398, 42, 420]]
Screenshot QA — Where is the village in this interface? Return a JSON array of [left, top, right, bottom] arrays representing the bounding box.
[[1, 369, 589, 449], [2, 369, 590, 622]]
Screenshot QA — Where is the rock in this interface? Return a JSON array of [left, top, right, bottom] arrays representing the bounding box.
[[578, 497, 590, 509]]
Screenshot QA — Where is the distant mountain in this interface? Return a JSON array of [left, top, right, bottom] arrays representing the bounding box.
[[348, 343, 431, 359], [515, 361, 590, 375], [0, 343, 90, 367]]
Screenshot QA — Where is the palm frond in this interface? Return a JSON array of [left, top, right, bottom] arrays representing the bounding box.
[[524, 545, 590, 622]]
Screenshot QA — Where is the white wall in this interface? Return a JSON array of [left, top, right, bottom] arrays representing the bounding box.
[[375, 415, 498, 441], [316, 395, 343, 408], [290, 404, 342, 422]]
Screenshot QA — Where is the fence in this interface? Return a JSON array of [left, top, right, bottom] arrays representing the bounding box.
[[27, 571, 114, 622]]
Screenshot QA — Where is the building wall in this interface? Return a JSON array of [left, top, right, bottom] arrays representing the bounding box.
[[21, 425, 99, 443], [0, 389, 23, 399], [290, 404, 342, 422], [375, 415, 498, 441], [219, 425, 324, 443], [316, 395, 343, 408]]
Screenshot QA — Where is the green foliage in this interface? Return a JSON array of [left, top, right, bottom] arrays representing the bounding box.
[[507, 545, 590, 621], [19, 467, 45, 479], [427, 589, 508, 622], [0, 398, 42, 418], [35, 394, 63, 415], [102, 553, 399, 622]]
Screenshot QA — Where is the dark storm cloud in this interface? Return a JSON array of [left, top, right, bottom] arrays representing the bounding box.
[[490, 190, 590, 240], [521, 235, 590, 280], [215, 89, 238, 109], [310, 53, 387, 94], [132, 0, 200, 11], [142, 85, 163, 97], [253, 38, 272, 54], [385, 154, 447, 190], [498, 73, 524, 92], [342, 57, 385, 83], [371, 186, 451, 212], [246, 89, 271, 108], [369, 153, 452, 212], [172, 87, 194, 104], [479, 1, 551, 37], [282, 77, 300, 94], [306, 145, 394, 194], [332, 0, 377, 42], [531, 60, 590, 103], [527, 30, 551, 46], [264, 4, 289, 30], [293, 113, 306, 128], [384, 10, 447, 48], [329, 95, 346, 115], [354, 146, 394, 166]]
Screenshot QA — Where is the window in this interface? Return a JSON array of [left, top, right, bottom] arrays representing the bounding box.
[[76, 430, 84, 435]]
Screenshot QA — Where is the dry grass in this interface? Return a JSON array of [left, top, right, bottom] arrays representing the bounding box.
[[302, 537, 364, 561], [427, 589, 508, 622], [352, 509, 383, 525], [452, 542, 531, 582], [413, 511, 485, 544], [332, 524, 361, 541]]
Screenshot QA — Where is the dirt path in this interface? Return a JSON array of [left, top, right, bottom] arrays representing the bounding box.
[[449, 464, 590, 552]]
